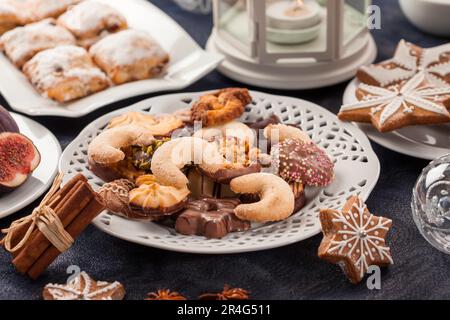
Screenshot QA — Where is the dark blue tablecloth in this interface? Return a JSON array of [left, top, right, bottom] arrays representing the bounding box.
[[1, 0, 449, 300]]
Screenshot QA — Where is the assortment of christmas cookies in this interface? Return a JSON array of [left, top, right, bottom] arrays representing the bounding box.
[[6, 20, 441, 292], [89, 88, 335, 239], [0, 0, 169, 103], [339, 39, 450, 132]]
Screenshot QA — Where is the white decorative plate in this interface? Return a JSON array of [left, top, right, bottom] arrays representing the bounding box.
[[0, 113, 61, 219], [0, 0, 223, 118], [59, 91, 380, 254], [344, 79, 450, 160]]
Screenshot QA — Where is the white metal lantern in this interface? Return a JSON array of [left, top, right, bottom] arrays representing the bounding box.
[[206, 0, 377, 89]]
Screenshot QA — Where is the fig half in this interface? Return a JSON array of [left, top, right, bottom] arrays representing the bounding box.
[[0, 132, 41, 193]]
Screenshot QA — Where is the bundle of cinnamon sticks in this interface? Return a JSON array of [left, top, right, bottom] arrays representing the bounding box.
[[1, 174, 105, 279]]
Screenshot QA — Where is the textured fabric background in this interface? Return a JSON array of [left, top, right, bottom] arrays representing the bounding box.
[[0, 0, 449, 300]]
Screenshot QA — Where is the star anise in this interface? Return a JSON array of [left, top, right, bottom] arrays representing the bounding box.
[[199, 285, 249, 300], [145, 289, 186, 300]]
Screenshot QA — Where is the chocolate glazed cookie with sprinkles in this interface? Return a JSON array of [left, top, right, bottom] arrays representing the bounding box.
[[271, 139, 334, 211]]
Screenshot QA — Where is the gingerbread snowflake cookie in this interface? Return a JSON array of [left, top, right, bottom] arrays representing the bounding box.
[[318, 196, 393, 284], [339, 72, 450, 132], [358, 40, 450, 87], [43, 272, 125, 300]]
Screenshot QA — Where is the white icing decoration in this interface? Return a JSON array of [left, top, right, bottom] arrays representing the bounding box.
[[45, 272, 121, 300], [328, 198, 393, 279], [362, 40, 450, 87], [341, 73, 450, 125], [392, 39, 418, 70]]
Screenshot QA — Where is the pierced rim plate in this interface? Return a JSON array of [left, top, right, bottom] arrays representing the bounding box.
[[59, 91, 380, 254], [344, 78, 450, 160], [0, 0, 222, 118], [0, 113, 61, 219]]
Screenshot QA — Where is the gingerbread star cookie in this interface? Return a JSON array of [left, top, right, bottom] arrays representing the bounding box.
[[358, 39, 450, 87], [43, 272, 126, 300], [318, 196, 393, 284], [339, 72, 450, 132]]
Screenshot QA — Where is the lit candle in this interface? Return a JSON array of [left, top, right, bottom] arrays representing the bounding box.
[[267, 0, 321, 30]]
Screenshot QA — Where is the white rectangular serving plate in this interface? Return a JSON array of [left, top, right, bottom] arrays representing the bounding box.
[[0, 0, 223, 118]]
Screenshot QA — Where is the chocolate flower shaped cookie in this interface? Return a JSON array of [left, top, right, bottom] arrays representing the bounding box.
[[318, 196, 393, 284]]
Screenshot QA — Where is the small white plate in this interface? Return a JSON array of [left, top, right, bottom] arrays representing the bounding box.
[[59, 91, 380, 254], [0, 0, 223, 118], [343, 78, 450, 160], [0, 113, 61, 219]]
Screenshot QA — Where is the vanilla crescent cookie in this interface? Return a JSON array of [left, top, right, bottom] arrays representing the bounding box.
[[23, 45, 109, 102], [0, 18, 76, 68], [230, 173, 295, 222], [151, 137, 224, 189], [89, 29, 169, 85], [263, 124, 311, 145], [57, 1, 128, 48], [88, 125, 155, 165]]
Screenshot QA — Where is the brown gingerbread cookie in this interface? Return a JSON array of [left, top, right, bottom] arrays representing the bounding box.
[[43, 271, 125, 300], [339, 73, 450, 132], [318, 196, 393, 284], [358, 39, 450, 87]]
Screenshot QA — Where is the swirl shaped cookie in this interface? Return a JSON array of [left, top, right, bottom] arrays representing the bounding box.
[[129, 175, 189, 219]]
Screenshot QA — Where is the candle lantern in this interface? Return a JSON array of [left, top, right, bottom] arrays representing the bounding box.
[[206, 0, 377, 89]]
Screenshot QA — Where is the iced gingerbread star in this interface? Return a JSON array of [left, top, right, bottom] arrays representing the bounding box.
[[358, 39, 450, 87], [43, 272, 126, 300], [339, 72, 450, 132], [318, 196, 393, 284]]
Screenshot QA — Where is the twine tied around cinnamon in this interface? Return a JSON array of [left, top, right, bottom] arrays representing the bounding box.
[[1, 173, 74, 253]]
